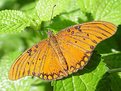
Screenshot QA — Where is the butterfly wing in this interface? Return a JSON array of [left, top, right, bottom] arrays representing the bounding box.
[[56, 21, 117, 74], [9, 40, 67, 80]]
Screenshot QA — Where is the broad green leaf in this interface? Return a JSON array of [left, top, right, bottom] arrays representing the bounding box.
[[109, 72, 121, 91], [36, 0, 70, 22], [0, 0, 16, 10], [95, 35, 119, 54], [0, 10, 30, 33], [21, 2, 36, 13], [95, 72, 121, 91], [95, 73, 111, 91], [21, 2, 41, 30], [60, 0, 87, 23], [77, 0, 121, 25], [77, 0, 98, 14], [52, 52, 107, 91], [103, 52, 121, 70], [94, 0, 121, 25], [102, 52, 121, 91]]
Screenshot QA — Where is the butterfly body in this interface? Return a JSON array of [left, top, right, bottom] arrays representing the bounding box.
[[48, 31, 68, 76], [9, 21, 117, 80]]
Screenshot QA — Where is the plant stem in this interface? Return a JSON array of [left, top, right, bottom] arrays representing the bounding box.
[[108, 68, 121, 73]]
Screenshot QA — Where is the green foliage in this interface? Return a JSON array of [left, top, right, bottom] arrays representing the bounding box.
[[0, 0, 121, 91], [0, 10, 30, 33], [102, 52, 121, 91], [77, 0, 121, 25], [36, 0, 70, 21]]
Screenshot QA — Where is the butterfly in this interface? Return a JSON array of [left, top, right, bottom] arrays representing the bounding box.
[[9, 21, 117, 80]]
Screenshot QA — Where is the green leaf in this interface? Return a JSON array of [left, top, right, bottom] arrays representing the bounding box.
[[102, 52, 121, 91], [0, 0, 16, 10], [94, 0, 121, 25], [21, 2, 41, 30], [77, 0, 121, 25], [103, 52, 121, 69], [77, 0, 98, 14], [95, 36, 119, 54], [59, 0, 87, 23], [0, 10, 30, 33], [109, 72, 121, 91], [95, 73, 111, 91], [52, 52, 107, 91], [36, 0, 70, 22]]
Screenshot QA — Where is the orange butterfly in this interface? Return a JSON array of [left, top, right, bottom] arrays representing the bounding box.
[[9, 21, 117, 80]]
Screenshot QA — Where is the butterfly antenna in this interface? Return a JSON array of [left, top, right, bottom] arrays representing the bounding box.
[[48, 5, 56, 36], [50, 5, 56, 24]]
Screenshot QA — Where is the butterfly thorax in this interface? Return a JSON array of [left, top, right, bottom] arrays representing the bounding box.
[[48, 30, 68, 74]]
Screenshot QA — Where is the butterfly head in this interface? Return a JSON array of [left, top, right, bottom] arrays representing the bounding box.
[[47, 30, 54, 38]]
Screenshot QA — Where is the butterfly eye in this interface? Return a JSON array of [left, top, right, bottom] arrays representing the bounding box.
[[47, 30, 54, 37]]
